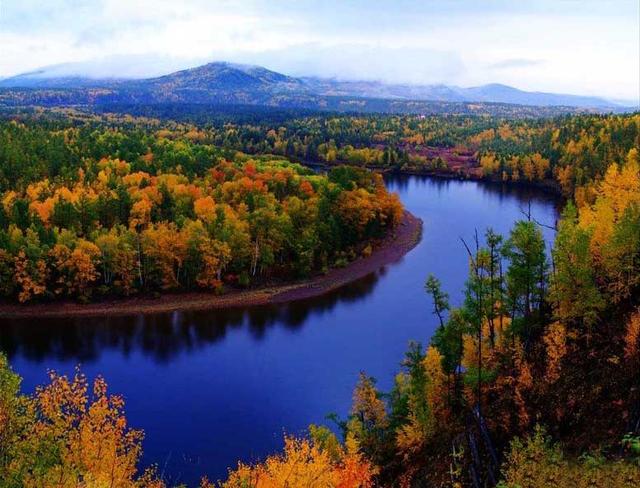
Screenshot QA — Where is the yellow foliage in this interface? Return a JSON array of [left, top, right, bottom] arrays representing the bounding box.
[[579, 160, 640, 255], [395, 413, 426, 459], [2, 191, 17, 213], [194, 196, 216, 222], [351, 373, 387, 429], [141, 223, 187, 289], [423, 346, 447, 423], [624, 310, 640, 361], [221, 436, 377, 488], [480, 153, 500, 176], [2, 365, 153, 488]]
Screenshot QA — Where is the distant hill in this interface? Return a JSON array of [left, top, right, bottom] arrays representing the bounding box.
[[300, 78, 619, 108], [0, 61, 631, 113]]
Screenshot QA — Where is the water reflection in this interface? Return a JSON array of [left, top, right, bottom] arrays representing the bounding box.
[[0, 272, 381, 363], [385, 174, 562, 212]]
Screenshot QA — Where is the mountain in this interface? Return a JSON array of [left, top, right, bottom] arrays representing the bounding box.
[[132, 62, 307, 101], [301, 78, 619, 108], [146, 63, 302, 90], [0, 71, 118, 89], [461, 83, 615, 108], [0, 61, 629, 112]]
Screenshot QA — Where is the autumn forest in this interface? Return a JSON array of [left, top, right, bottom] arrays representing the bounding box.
[[7, 0, 640, 478], [0, 102, 637, 487], [0, 117, 403, 304]]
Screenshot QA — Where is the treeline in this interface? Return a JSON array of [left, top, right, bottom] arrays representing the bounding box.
[[197, 112, 639, 195], [0, 120, 402, 303], [4, 109, 638, 195], [91, 110, 640, 196], [474, 114, 640, 192]]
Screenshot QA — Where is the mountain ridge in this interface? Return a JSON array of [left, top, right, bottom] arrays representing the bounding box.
[[0, 61, 631, 111]]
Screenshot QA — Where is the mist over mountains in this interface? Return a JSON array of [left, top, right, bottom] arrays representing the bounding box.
[[0, 61, 632, 112]]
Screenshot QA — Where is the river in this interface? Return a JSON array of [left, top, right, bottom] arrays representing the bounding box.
[[0, 175, 560, 485]]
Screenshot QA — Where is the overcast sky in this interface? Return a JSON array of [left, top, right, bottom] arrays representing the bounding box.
[[1, 0, 638, 101]]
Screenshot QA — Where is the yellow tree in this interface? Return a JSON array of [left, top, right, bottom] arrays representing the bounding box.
[[13, 251, 47, 303], [49, 240, 101, 299], [142, 223, 187, 289], [221, 434, 376, 488], [2, 364, 161, 488]]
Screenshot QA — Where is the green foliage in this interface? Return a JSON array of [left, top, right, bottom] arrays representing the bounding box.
[[622, 434, 640, 458], [502, 220, 548, 340], [550, 203, 605, 326], [425, 274, 450, 327]]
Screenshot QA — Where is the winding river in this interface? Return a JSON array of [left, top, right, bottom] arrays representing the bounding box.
[[0, 175, 560, 485]]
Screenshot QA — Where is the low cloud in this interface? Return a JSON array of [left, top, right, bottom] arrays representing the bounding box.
[[489, 58, 544, 70], [231, 43, 467, 85], [16, 54, 210, 79]]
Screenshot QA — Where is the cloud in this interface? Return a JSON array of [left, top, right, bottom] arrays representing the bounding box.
[[16, 55, 211, 79], [489, 58, 544, 70], [232, 44, 467, 85], [0, 0, 637, 100]]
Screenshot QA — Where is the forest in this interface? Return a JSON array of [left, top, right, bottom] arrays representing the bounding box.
[[0, 108, 639, 487], [0, 118, 402, 303], [21, 107, 636, 194]]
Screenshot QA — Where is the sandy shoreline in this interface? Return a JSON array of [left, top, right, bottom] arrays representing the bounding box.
[[0, 211, 422, 319]]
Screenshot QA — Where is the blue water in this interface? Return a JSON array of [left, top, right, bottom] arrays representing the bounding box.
[[0, 175, 559, 485]]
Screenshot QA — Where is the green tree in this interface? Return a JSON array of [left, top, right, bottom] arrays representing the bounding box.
[[551, 203, 605, 328], [425, 274, 450, 327], [502, 220, 548, 343]]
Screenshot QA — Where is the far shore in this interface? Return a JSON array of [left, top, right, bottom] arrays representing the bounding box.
[[0, 211, 422, 319], [293, 157, 564, 197]]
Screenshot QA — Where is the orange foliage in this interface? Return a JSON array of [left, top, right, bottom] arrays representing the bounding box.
[[624, 310, 640, 361], [351, 373, 388, 429], [13, 251, 47, 303], [543, 322, 567, 384], [129, 198, 153, 229], [141, 223, 187, 289], [194, 196, 216, 222], [221, 435, 376, 488], [50, 240, 101, 298]]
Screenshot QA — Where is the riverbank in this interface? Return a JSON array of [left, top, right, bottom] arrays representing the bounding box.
[[0, 211, 422, 319], [296, 155, 563, 197]]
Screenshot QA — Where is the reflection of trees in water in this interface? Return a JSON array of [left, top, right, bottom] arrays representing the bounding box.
[[384, 173, 453, 193], [478, 180, 562, 210], [385, 174, 452, 194], [0, 272, 380, 364], [386, 174, 562, 217]]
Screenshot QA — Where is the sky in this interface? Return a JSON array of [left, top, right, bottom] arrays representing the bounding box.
[[0, 0, 638, 102]]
